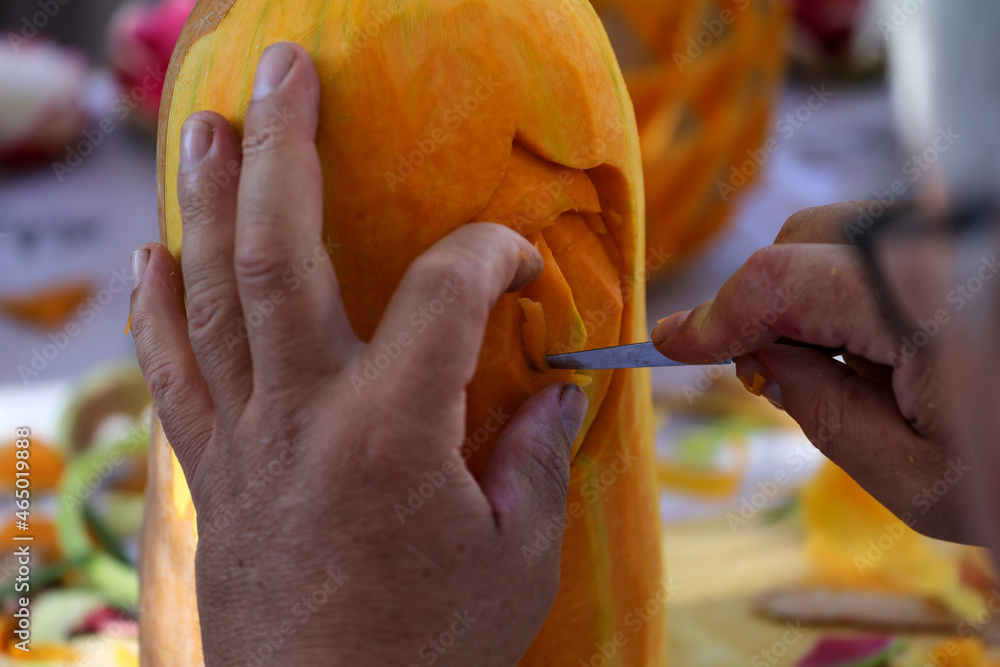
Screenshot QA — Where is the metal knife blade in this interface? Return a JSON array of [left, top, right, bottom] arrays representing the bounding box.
[[545, 337, 845, 370], [545, 342, 733, 370]]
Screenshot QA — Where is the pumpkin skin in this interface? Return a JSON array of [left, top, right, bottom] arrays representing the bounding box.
[[141, 0, 664, 665]]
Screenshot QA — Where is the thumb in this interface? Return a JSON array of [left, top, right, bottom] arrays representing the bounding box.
[[479, 383, 587, 554]]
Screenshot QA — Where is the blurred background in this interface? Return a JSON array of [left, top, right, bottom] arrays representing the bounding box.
[[1, 0, 997, 664]]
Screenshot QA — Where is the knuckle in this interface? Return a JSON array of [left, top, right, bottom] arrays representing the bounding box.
[[805, 391, 843, 453], [410, 249, 462, 285], [185, 281, 235, 345], [178, 175, 221, 225], [129, 286, 174, 350], [847, 199, 890, 219], [142, 354, 182, 409], [741, 246, 788, 290], [778, 202, 876, 244], [240, 111, 294, 162], [776, 207, 816, 242], [241, 126, 279, 161], [409, 250, 481, 305], [234, 237, 291, 284], [449, 253, 481, 289], [449, 256, 484, 304], [520, 432, 571, 499]]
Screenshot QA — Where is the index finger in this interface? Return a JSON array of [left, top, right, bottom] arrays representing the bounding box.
[[773, 200, 903, 246], [651, 244, 901, 365], [363, 222, 542, 408]]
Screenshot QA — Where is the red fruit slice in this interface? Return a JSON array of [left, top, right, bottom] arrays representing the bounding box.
[[797, 635, 905, 667]]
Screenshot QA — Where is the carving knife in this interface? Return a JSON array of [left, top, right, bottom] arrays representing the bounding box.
[[545, 342, 731, 370], [546, 339, 845, 370]]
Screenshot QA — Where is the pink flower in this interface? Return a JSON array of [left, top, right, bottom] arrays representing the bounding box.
[[794, 0, 866, 55], [107, 0, 196, 125]]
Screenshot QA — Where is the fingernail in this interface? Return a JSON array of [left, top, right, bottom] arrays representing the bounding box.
[[736, 356, 783, 408], [762, 381, 783, 408], [651, 309, 691, 345], [180, 119, 213, 170], [560, 384, 589, 443], [131, 248, 150, 290], [253, 44, 294, 100]]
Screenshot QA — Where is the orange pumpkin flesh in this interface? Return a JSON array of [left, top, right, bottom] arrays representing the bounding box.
[[143, 0, 663, 664]]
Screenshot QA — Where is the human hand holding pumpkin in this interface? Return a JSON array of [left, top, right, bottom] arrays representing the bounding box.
[[129, 43, 588, 667], [651, 202, 979, 546]]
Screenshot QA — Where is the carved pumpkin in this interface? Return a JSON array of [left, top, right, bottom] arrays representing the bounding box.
[[598, 0, 789, 273]]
